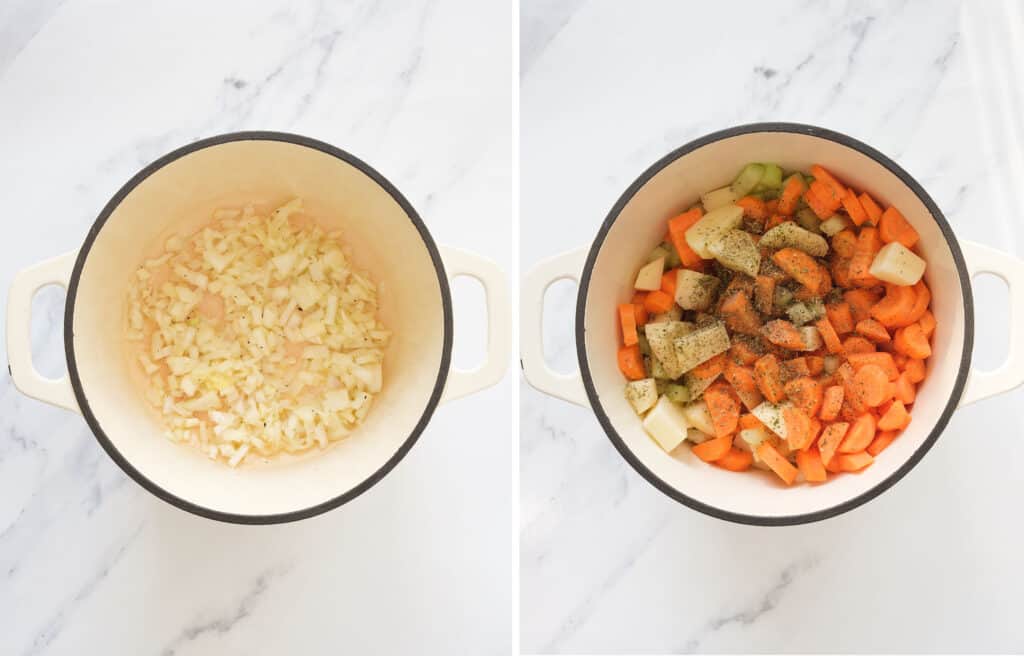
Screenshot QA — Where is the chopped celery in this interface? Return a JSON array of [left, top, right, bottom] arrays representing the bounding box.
[[755, 163, 783, 191], [701, 186, 738, 212], [664, 383, 691, 404], [661, 241, 682, 268], [637, 331, 652, 356], [730, 163, 765, 197], [795, 208, 821, 233], [647, 244, 671, 263]]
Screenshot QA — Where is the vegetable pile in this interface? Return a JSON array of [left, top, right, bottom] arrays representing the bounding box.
[[619, 163, 932, 485]]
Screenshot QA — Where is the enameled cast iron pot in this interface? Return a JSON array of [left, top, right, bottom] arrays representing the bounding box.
[[7, 132, 511, 524], [522, 123, 1024, 526]]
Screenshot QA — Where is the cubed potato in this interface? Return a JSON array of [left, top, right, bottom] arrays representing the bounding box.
[[819, 214, 852, 236], [675, 269, 720, 311], [708, 229, 761, 277], [685, 204, 744, 258], [625, 379, 658, 415], [687, 427, 713, 443], [642, 395, 691, 452], [869, 241, 926, 285], [759, 222, 829, 257], [634, 257, 665, 291], [681, 400, 715, 436], [701, 186, 737, 212], [673, 322, 731, 374], [799, 325, 823, 351], [648, 305, 683, 323], [751, 402, 790, 438], [644, 320, 694, 379]]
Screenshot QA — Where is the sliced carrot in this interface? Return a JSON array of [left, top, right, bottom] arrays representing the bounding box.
[[848, 252, 880, 287], [782, 357, 811, 380], [754, 275, 776, 315], [754, 354, 786, 403], [778, 175, 807, 215], [842, 335, 875, 355], [817, 422, 849, 466], [832, 230, 858, 258], [736, 195, 768, 221], [772, 248, 826, 294], [783, 405, 813, 451], [871, 283, 916, 328], [851, 364, 890, 407], [719, 290, 762, 336], [858, 192, 883, 225], [785, 377, 823, 417], [756, 442, 799, 485], [715, 448, 753, 472], [724, 360, 758, 394], [825, 303, 854, 336], [691, 352, 727, 381], [730, 338, 762, 365], [856, 226, 883, 256], [618, 304, 639, 346], [765, 199, 779, 215], [890, 281, 930, 328], [810, 164, 847, 197], [878, 399, 911, 430], [893, 323, 932, 359], [660, 268, 678, 297], [820, 385, 844, 421], [867, 429, 900, 456], [618, 345, 646, 380], [764, 319, 808, 351], [842, 290, 879, 325], [846, 352, 900, 381], [804, 181, 839, 219], [739, 413, 765, 431], [841, 188, 869, 226], [806, 355, 825, 376], [903, 358, 926, 384], [705, 383, 741, 437], [918, 310, 936, 338], [839, 413, 876, 453], [830, 256, 852, 288], [765, 214, 788, 230], [643, 290, 674, 314], [893, 372, 917, 404], [667, 208, 704, 268], [879, 206, 920, 248], [631, 292, 649, 325], [692, 433, 733, 462], [856, 319, 891, 343], [796, 448, 828, 483], [836, 451, 874, 472]]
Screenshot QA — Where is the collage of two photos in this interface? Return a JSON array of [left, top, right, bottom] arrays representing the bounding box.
[[3, 0, 1024, 654]]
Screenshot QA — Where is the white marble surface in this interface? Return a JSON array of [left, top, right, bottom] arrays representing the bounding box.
[[521, 0, 1024, 653], [0, 1, 516, 654]]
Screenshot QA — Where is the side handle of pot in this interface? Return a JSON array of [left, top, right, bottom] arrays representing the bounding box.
[[6, 251, 80, 413], [960, 240, 1024, 406], [438, 246, 512, 403], [520, 248, 588, 406]]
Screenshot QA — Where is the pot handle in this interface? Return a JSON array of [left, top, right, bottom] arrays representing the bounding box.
[[959, 240, 1024, 406], [520, 248, 589, 406], [438, 246, 512, 403], [6, 251, 80, 413]]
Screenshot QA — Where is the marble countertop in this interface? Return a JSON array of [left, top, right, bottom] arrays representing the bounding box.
[[0, 1, 515, 654], [520, 0, 1024, 653]]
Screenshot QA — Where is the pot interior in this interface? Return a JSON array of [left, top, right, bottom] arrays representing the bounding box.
[[583, 128, 967, 521], [70, 136, 446, 519]]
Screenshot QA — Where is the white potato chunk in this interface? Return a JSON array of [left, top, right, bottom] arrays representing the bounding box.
[[685, 204, 743, 259], [758, 222, 829, 257], [673, 322, 731, 374], [751, 402, 791, 439], [701, 186, 738, 212], [675, 269, 720, 310], [799, 325, 823, 351], [634, 257, 665, 291], [644, 320, 694, 379], [681, 400, 715, 436], [708, 229, 761, 277], [819, 215, 852, 236], [687, 427, 713, 443], [642, 395, 691, 452], [869, 241, 926, 285], [625, 378, 658, 415]]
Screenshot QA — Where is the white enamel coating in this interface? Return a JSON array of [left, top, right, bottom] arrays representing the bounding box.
[[6, 137, 510, 519], [520, 248, 588, 405], [521, 128, 1024, 520]]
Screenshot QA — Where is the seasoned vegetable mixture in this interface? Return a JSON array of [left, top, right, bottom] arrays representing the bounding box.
[[619, 163, 932, 485]]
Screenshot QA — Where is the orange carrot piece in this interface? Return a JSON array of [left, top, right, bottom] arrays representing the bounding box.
[[715, 448, 753, 472], [643, 290, 674, 314], [754, 275, 776, 315], [719, 290, 763, 336], [765, 199, 779, 215], [772, 248, 826, 294], [754, 354, 786, 403], [764, 319, 808, 351], [724, 360, 758, 394], [810, 318, 839, 356], [858, 192, 884, 225], [739, 413, 764, 431], [785, 376, 823, 417], [704, 383, 741, 437], [832, 230, 858, 258], [841, 188, 869, 226], [764, 214, 788, 230], [691, 352, 727, 381], [856, 226, 883, 255], [903, 358, 926, 384], [918, 310, 936, 338], [851, 364, 890, 407], [891, 281, 930, 328], [806, 356, 825, 376], [778, 175, 807, 215], [848, 252, 879, 287], [782, 357, 811, 380], [856, 319, 891, 343], [810, 164, 847, 197], [871, 284, 916, 328], [867, 429, 900, 456], [879, 206, 920, 248], [820, 385, 844, 421], [756, 442, 799, 485], [631, 292, 649, 325], [618, 304, 639, 346], [796, 447, 828, 483], [893, 323, 932, 359], [736, 195, 768, 221], [836, 451, 874, 472], [842, 290, 879, 325], [618, 345, 646, 380], [846, 351, 899, 380], [661, 269, 678, 297], [730, 339, 762, 365], [839, 413, 876, 453], [842, 335, 875, 355], [893, 373, 917, 405], [667, 209, 704, 268], [805, 180, 843, 219], [817, 422, 849, 466], [826, 302, 856, 335], [692, 433, 733, 462], [878, 399, 911, 430], [783, 405, 814, 451]]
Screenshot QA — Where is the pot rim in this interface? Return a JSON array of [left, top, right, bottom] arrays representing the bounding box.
[[64, 130, 453, 525], [575, 122, 973, 526]]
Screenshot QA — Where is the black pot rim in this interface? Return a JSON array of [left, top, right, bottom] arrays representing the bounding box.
[[64, 131, 453, 525], [575, 122, 973, 526]]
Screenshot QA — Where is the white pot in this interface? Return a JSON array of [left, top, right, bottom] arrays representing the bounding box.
[[7, 132, 511, 524], [522, 123, 1024, 525]]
